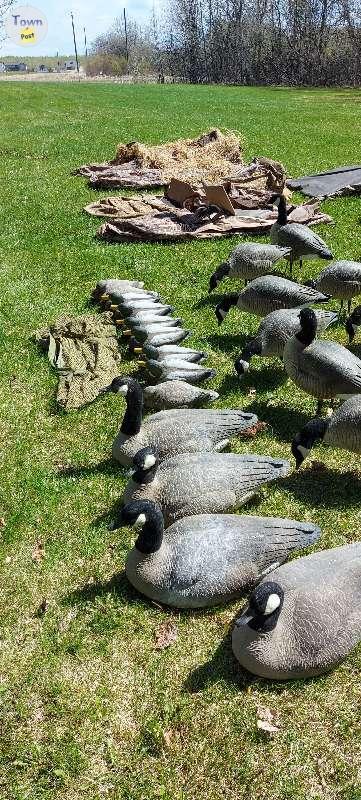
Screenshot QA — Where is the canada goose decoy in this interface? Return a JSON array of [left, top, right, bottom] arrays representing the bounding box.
[[345, 305, 361, 342], [234, 308, 337, 377], [92, 279, 144, 301], [292, 395, 361, 467], [232, 544, 361, 679], [143, 381, 219, 411], [306, 261, 361, 315], [123, 447, 290, 526], [119, 315, 182, 332], [215, 276, 330, 325], [142, 358, 216, 385], [123, 324, 191, 348], [129, 339, 206, 364], [101, 290, 160, 308], [114, 307, 175, 324], [111, 500, 321, 608], [209, 243, 292, 292], [270, 194, 333, 274], [103, 376, 257, 465], [113, 300, 170, 316], [283, 307, 361, 413]]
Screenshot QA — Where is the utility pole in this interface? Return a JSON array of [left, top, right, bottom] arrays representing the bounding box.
[[83, 26, 88, 58], [70, 12, 80, 78], [123, 7, 129, 73]]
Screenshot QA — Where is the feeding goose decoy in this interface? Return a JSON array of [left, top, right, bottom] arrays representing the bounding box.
[[215, 276, 330, 325], [345, 305, 361, 342], [232, 544, 361, 679], [209, 243, 292, 292], [123, 447, 290, 526], [128, 339, 207, 364], [292, 395, 361, 467], [102, 376, 257, 465], [270, 194, 333, 274], [234, 308, 337, 377], [143, 381, 219, 411], [141, 358, 216, 385], [306, 261, 361, 315], [283, 307, 361, 413], [110, 499, 320, 608]]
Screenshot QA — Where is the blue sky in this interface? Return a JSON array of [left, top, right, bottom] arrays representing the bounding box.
[[1, 0, 161, 56]]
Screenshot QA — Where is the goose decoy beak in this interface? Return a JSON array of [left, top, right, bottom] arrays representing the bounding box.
[[137, 361, 147, 368], [100, 293, 109, 301], [123, 330, 132, 336], [110, 304, 119, 311], [133, 347, 143, 354]]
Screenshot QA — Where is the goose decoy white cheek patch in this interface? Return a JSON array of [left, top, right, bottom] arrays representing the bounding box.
[[144, 454, 156, 470], [117, 385, 129, 396], [264, 593, 281, 614], [134, 513, 147, 528]]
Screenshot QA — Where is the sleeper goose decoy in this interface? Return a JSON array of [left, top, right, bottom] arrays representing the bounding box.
[[292, 395, 361, 467], [283, 307, 361, 413], [101, 290, 160, 307], [129, 339, 207, 364], [124, 324, 191, 348], [123, 447, 290, 526], [306, 261, 361, 315], [111, 499, 321, 608], [345, 305, 361, 342], [232, 544, 361, 679], [270, 194, 333, 274], [120, 315, 182, 332], [215, 276, 330, 325], [209, 243, 292, 291], [92, 279, 145, 300], [142, 358, 216, 385], [114, 306, 175, 324], [103, 376, 257, 465], [234, 308, 337, 377], [143, 381, 219, 411]]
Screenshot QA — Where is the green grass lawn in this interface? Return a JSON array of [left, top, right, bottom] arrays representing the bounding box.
[[1, 82, 361, 800]]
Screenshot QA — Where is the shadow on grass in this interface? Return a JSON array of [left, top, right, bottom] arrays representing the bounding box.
[[245, 400, 313, 441], [193, 292, 225, 310], [57, 457, 127, 480], [206, 332, 250, 354], [282, 466, 361, 509], [62, 569, 144, 607], [217, 364, 287, 398]]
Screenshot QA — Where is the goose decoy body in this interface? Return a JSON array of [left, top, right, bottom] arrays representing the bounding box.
[[306, 261, 361, 314], [143, 381, 219, 410], [283, 307, 361, 413], [292, 395, 361, 467], [234, 308, 337, 377], [209, 243, 292, 291], [102, 290, 160, 308], [143, 358, 216, 385], [345, 305, 361, 342], [232, 544, 361, 679], [92, 279, 144, 301], [117, 299, 168, 316], [270, 194, 333, 273], [115, 307, 175, 325], [129, 340, 206, 364], [104, 376, 257, 465], [123, 447, 290, 526], [124, 324, 191, 347], [111, 500, 321, 608], [121, 315, 182, 332], [215, 276, 330, 325]]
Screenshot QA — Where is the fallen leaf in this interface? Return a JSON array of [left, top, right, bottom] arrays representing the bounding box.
[[242, 421, 267, 438], [162, 729, 174, 748], [256, 704, 280, 735], [257, 719, 280, 734], [248, 387, 257, 397], [32, 539, 45, 564], [0, 518, 5, 529], [308, 460, 327, 473], [154, 620, 178, 650]]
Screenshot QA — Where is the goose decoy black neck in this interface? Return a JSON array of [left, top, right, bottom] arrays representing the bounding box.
[[345, 306, 361, 342], [215, 293, 239, 325], [296, 308, 318, 347], [292, 417, 329, 468], [247, 581, 284, 632], [209, 262, 230, 293], [111, 499, 164, 554], [235, 338, 262, 376], [132, 447, 159, 485], [277, 194, 288, 226]]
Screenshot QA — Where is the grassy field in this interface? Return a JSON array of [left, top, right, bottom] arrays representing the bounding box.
[[1, 82, 361, 800]]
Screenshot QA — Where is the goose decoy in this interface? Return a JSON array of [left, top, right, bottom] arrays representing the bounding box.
[[111, 499, 320, 608], [143, 381, 219, 410], [292, 395, 361, 467], [209, 243, 292, 292], [306, 261, 361, 315], [234, 308, 337, 377], [114, 306, 175, 324], [345, 305, 361, 342], [129, 339, 206, 364], [232, 544, 361, 679], [123, 447, 290, 526], [92, 279, 144, 301], [123, 324, 191, 347], [283, 307, 361, 413], [142, 358, 216, 385], [215, 276, 330, 325], [116, 300, 172, 319], [270, 194, 333, 274], [103, 376, 257, 465], [101, 290, 160, 307], [120, 315, 182, 332]]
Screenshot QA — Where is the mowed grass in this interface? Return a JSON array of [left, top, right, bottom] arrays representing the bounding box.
[[0, 82, 361, 800]]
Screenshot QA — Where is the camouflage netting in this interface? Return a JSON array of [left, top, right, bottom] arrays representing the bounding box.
[[74, 129, 245, 189], [35, 312, 121, 411]]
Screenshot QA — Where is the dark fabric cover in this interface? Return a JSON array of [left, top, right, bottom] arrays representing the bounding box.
[[287, 165, 361, 198]]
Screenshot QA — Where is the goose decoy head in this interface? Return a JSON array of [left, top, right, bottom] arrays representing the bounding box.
[[132, 446, 159, 483], [234, 356, 250, 377], [209, 262, 230, 293], [345, 306, 361, 343], [215, 293, 239, 325], [296, 307, 318, 347], [100, 376, 133, 396], [291, 417, 329, 468], [109, 500, 164, 553], [247, 581, 284, 632]]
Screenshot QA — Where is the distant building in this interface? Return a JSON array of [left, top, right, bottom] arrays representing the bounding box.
[[4, 62, 28, 72]]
